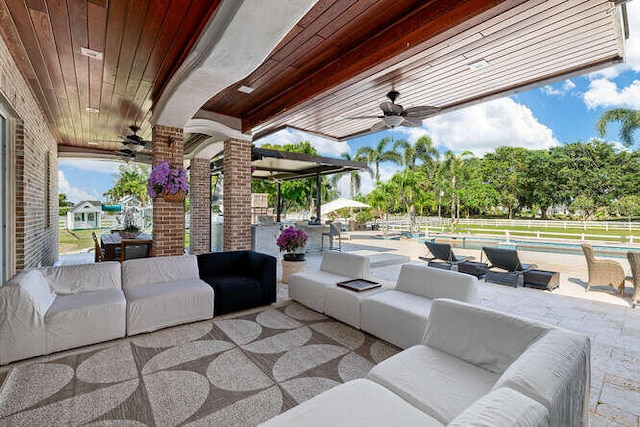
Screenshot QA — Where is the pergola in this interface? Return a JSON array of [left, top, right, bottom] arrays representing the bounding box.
[[210, 146, 367, 221]]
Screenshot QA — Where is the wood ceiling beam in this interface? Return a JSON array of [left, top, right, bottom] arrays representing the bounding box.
[[242, 0, 526, 133]]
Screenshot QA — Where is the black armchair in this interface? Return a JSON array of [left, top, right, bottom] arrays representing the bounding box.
[[197, 251, 277, 315]]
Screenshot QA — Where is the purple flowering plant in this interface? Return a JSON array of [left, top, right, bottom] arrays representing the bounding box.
[[276, 227, 308, 253], [147, 161, 188, 198]]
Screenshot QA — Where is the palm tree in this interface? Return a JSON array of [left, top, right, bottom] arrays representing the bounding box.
[[356, 137, 402, 181], [393, 135, 439, 171], [330, 152, 372, 198], [442, 150, 473, 230], [596, 108, 640, 147]]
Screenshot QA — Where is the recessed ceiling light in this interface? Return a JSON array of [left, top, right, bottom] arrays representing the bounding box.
[[85, 107, 99, 113], [468, 59, 489, 71], [238, 85, 255, 94], [87, 141, 99, 145], [80, 47, 103, 60]]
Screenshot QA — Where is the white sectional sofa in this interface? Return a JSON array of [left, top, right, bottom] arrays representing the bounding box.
[[0, 255, 214, 365], [361, 263, 478, 348], [122, 255, 214, 335], [0, 262, 126, 365], [262, 299, 590, 427], [288, 251, 372, 313]]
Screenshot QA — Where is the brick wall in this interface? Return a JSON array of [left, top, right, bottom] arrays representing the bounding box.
[[223, 139, 252, 251], [189, 157, 210, 255], [152, 125, 185, 257], [0, 34, 58, 272]]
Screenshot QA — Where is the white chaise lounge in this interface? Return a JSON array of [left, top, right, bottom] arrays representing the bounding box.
[[261, 299, 590, 427]]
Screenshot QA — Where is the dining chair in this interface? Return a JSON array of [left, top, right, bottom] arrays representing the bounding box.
[[92, 232, 104, 263], [119, 239, 153, 262], [581, 244, 625, 293], [322, 222, 342, 251]]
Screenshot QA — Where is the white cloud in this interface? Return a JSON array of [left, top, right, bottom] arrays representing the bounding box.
[[58, 158, 122, 175], [583, 78, 640, 109], [359, 164, 395, 195], [254, 128, 350, 157], [416, 98, 558, 156], [540, 79, 576, 96], [58, 171, 101, 203]]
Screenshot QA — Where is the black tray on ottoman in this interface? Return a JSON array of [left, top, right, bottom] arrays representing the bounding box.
[[523, 269, 559, 291]]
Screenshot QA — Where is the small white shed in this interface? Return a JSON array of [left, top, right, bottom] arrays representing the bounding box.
[[66, 201, 102, 230]]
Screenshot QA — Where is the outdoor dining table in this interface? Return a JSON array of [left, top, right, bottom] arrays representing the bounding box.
[[100, 233, 152, 261]]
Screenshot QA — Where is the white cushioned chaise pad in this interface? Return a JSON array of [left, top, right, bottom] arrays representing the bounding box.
[[449, 387, 550, 427], [360, 290, 432, 349], [45, 289, 126, 353], [368, 345, 499, 424], [259, 379, 443, 427], [125, 279, 213, 335]]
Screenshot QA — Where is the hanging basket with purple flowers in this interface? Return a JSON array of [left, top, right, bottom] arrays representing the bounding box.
[[147, 161, 189, 202]]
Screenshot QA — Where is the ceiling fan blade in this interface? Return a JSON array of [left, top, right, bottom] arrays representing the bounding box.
[[400, 118, 423, 128], [403, 106, 441, 119], [370, 121, 388, 131], [380, 101, 403, 115], [343, 115, 383, 120]]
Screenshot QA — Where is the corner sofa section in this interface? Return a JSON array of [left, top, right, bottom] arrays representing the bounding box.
[[262, 299, 590, 427]]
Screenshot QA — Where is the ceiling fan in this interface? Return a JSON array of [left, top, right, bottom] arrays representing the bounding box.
[[119, 125, 152, 152], [343, 91, 441, 131]]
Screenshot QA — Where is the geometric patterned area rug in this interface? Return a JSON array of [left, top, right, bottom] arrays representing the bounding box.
[[0, 302, 400, 426]]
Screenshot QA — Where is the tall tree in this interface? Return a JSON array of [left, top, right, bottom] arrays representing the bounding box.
[[356, 137, 402, 181], [393, 135, 439, 171], [330, 152, 371, 199], [481, 146, 528, 219], [103, 164, 150, 203], [596, 108, 640, 147], [442, 150, 473, 227]]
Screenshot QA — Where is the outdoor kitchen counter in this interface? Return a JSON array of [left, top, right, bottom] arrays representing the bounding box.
[[252, 223, 328, 258]]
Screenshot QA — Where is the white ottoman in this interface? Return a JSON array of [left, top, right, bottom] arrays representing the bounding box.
[[324, 285, 388, 328]]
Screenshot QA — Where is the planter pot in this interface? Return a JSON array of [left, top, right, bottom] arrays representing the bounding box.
[[118, 231, 139, 239], [282, 259, 306, 283], [283, 253, 305, 262], [163, 189, 186, 203]]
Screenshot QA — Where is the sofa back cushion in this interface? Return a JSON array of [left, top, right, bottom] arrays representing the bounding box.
[[41, 262, 121, 294], [423, 299, 551, 374], [396, 264, 478, 302], [320, 251, 369, 278], [449, 387, 550, 427], [4, 269, 56, 316], [122, 255, 199, 289], [493, 329, 590, 427], [197, 251, 249, 278]]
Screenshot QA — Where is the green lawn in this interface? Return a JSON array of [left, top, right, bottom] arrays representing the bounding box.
[[59, 228, 100, 254], [449, 223, 640, 242]]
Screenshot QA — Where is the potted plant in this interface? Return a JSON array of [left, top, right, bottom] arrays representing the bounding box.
[[277, 226, 308, 261], [147, 160, 188, 202], [119, 208, 140, 238]]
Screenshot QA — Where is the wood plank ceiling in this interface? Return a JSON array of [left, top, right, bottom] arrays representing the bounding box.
[[0, 0, 220, 153], [204, 0, 625, 141]]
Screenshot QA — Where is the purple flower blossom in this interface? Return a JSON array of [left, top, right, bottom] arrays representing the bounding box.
[[276, 227, 308, 253], [147, 161, 189, 198]]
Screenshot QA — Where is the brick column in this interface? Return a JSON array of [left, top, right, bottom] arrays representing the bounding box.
[[189, 157, 211, 254], [152, 125, 185, 256], [223, 139, 252, 251]]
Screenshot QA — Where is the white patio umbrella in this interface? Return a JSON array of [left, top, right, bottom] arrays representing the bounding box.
[[320, 198, 370, 216]]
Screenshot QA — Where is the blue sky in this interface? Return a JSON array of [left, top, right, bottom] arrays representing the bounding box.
[[60, 2, 640, 203]]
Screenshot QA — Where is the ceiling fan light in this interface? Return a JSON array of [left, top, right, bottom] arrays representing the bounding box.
[[383, 115, 404, 127], [133, 144, 146, 152]]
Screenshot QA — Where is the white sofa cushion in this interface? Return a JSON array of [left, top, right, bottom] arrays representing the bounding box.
[[360, 290, 432, 349], [288, 270, 351, 313], [125, 279, 214, 335], [259, 379, 443, 427], [122, 255, 200, 289], [368, 345, 499, 424], [396, 263, 478, 302], [320, 251, 369, 278], [494, 329, 590, 427], [45, 289, 126, 354], [0, 270, 49, 365], [41, 262, 121, 294], [423, 299, 551, 374], [449, 387, 550, 427]]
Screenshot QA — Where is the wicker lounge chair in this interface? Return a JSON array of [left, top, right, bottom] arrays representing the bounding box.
[[581, 244, 625, 293], [420, 241, 472, 270], [482, 246, 536, 287], [626, 252, 640, 308]]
